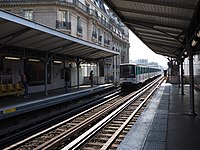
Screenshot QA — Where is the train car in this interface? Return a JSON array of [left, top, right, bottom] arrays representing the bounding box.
[[120, 63, 162, 91]]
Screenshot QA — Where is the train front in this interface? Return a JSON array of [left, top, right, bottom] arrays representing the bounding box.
[[120, 64, 137, 91]]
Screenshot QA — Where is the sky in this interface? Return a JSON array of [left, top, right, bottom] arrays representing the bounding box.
[[129, 30, 168, 69]]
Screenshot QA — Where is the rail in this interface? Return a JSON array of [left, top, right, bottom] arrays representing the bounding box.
[[64, 77, 164, 149]]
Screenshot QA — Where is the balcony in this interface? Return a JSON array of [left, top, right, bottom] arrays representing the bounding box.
[[56, 20, 71, 30]]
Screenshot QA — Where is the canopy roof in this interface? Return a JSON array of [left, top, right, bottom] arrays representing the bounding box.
[[0, 9, 119, 60], [104, 0, 200, 58]]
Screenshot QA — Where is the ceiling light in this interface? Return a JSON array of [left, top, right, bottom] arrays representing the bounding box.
[[28, 58, 40, 62], [53, 60, 62, 64], [191, 39, 198, 47], [184, 51, 187, 55], [5, 56, 20, 60]]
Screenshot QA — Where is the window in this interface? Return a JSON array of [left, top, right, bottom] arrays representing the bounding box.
[[77, 16, 82, 34], [77, 16, 81, 27], [92, 24, 97, 38], [98, 28, 102, 42], [57, 10, 71, 29], [85, 2, 90, 13], [95, 10, 98, 17], [58, 10, 69, 22], [93, 24, 97, 33], [24, 9, 33, 20]]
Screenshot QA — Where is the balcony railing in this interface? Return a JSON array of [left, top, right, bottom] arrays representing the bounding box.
[[56, 20, 71, 30], [90, 9, 112, 31]]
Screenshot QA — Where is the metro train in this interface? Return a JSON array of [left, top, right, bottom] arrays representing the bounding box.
[[120, 63, 162, 91]]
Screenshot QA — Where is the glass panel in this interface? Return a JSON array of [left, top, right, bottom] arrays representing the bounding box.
[[24, 9, 33, 20]]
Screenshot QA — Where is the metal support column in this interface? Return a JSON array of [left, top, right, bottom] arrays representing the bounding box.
[[180, 58, 184, 95], [97, 61, 99, 85], [76, 59, 81, 89], [177, 61, 180, 88], [45, 53, 48, 96], [188, 52, 196, 115]]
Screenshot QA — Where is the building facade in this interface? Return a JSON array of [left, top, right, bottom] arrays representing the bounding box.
[[0, 0, 129, 93]]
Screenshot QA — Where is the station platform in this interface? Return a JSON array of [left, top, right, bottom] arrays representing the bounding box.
[[0, 84, 114, 116], [118, 83, 200, 150]]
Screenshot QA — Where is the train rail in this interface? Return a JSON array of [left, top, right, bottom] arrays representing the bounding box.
[[0, 86, 117, 148], [3, 77, 164, 150], [64, 77, 164, 150]]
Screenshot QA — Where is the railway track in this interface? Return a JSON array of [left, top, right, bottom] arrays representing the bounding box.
[[64, 77, 164, 150], [4, 77, 164, 150]]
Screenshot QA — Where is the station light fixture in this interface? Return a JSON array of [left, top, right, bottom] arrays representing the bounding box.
[[28, 58, 40, 62], [53, 60, 62, 64], [5, 56, 20, 60], [184, 51, 187, 55], [191, 39, 198, 47]]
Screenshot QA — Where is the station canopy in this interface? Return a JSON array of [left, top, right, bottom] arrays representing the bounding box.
[[0, 10, 119, 60], [103, 0, 200, 58]]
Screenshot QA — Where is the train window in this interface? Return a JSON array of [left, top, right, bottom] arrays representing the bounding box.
[[136, 66, 139, 75], [136, 67, 139, 75], [120, 65, 135, 78]]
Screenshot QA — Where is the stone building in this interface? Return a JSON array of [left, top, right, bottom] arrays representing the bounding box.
[[0, 0, 129, 88]]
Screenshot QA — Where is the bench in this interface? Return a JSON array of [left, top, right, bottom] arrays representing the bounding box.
[[0, 83, 24, 97]]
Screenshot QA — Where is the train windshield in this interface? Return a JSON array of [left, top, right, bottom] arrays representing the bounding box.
[[120, 65, 135, 78]]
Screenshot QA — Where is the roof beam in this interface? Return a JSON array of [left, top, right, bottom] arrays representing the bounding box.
[[122, 0, 196, 10], [0, 27, 31, 40], [29, 38, 64, 50], [139, 32, 179, 42], [143, 36, 179, 45], [67, 47, 91, 55], [115, 7, 191, 21], [144, 39, 180, 49], [22, 35, 56, 47], [134, 26, 182, 36], [125, 19, 186, 30]]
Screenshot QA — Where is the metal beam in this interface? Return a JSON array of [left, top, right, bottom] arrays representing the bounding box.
[[125, 19, 186, 31], [134, 25, 183, 35], [139, 32, 179, 42], [115, 7, 191, 21], [122, 0, 196, 10], [142, 36, 180, 45]]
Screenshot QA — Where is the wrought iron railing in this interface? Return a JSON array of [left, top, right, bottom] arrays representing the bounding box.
[[56, 20, 71, 30]]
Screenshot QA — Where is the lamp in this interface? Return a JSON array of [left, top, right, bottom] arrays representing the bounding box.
[[53, 60, 62, 64], [191, 39, 198, 47], [28, 58, 40, 62], [5, 56, 20, 60]]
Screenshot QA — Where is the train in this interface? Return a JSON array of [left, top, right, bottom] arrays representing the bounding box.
[[120, 63, 162, 91]]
